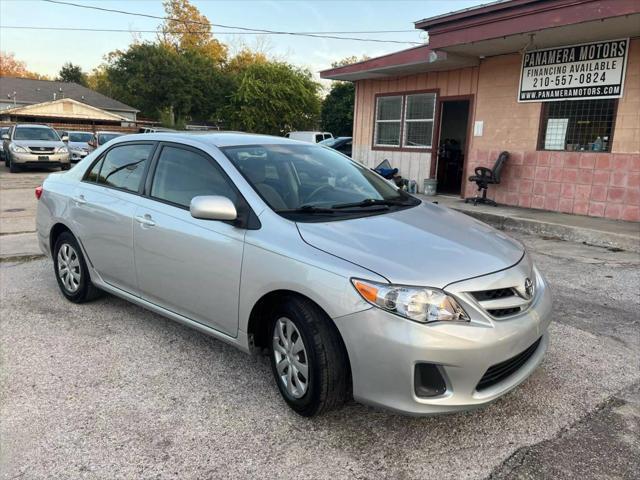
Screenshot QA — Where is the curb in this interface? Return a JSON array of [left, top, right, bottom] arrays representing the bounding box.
[[447, 206, 640, 253]]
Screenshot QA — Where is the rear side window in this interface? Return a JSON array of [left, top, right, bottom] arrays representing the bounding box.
[[315, 134, 323, 143], [96, 144, 153, 192], [150, 146, 237, 208]]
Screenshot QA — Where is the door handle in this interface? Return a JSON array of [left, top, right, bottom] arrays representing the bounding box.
[[135, 214, 156, 227], [73, 194, 86, 205]]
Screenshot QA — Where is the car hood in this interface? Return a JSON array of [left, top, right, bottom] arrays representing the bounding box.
[[68, 141, 89, 150], [296, 202, 524, 288], [12, 139, 65, 148]]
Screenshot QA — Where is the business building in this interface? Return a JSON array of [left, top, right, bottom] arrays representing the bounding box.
[[321, 0, 640, 221]]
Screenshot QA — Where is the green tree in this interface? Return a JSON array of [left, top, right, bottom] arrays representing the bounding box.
[[224, 62, 321, 135], [321, 82, 355, 137], [104, 43, 232, 125], [57, 62, 87, 85]]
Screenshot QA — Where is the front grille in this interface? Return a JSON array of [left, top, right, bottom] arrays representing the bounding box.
[[471, 288, 515, 302], [476, 337, 541, 391], [488, 307, 522, 317], [28, 146, 55, 154]]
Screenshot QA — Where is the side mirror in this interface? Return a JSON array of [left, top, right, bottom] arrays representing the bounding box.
[[190, 195, 237, 221], [1, 134, 9, 141], [61, 135, 69, 142]]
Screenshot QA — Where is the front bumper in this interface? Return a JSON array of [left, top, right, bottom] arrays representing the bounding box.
[[9, 151, 70, 166], [70, 151, 88, 162], [334, 263, 552, 415]]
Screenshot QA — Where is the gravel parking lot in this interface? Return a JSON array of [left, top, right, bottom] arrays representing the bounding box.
[[0, 167, 639, 479]]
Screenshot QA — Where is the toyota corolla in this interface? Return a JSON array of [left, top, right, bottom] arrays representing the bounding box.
[[36, 133, 552, 416]]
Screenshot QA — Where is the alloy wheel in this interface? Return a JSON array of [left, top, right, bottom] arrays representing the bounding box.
[[57, 243, 81, 293], [272, 317, 309, 398]]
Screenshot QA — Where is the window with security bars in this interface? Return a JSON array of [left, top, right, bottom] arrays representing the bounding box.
[[374, 92, 436, 148], [539, 99, 617, 152], [403, 93, 436, 148]]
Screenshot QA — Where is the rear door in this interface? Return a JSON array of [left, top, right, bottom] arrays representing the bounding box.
[[132, 143, 246, 336], [71, 142, 155, 293]]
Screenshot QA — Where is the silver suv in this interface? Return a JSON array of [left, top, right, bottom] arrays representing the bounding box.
[[3, 124, 70, 172], [35, 132, 552, 417]]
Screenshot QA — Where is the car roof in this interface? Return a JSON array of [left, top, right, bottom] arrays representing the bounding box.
[[109, 131, 317, 148], [15, 124, 54, 129]]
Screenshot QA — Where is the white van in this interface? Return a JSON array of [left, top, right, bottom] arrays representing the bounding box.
[[285, 131, 333, 143]]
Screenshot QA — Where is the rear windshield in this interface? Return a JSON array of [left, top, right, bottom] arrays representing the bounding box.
[[98, 133, 122, 144], [69, 132, 93, 142], [14, 127, 60, 141]]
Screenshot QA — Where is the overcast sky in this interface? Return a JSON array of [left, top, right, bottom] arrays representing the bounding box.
[[1, 0, 483, 85]]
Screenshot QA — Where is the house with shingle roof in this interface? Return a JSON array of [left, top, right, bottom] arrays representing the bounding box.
[[0, 77, 138, 122]]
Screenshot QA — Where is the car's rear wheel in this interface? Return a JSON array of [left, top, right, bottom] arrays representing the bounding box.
[[269, 296, 349, 417], [53, 231, 102, 303]]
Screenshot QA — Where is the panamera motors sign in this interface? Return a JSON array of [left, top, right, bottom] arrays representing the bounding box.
[[518, 38, 629, 102]]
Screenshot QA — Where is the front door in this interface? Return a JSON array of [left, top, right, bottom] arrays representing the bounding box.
[[133, 144, 245, 337], [436, 100, 471, 195]]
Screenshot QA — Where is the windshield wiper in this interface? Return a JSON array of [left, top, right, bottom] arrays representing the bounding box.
[[331, 198, 409, 209], [277, 205, 337, 214]]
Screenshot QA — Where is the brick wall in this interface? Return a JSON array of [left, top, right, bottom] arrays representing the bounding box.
[[464, 150, 640, 221]]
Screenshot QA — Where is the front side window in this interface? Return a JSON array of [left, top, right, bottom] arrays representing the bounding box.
[[539, 99, 616, 152], [96, 144, 153, 192], [150, 146, 237, 208], [374, 95, 402, 146], [13, 127, 60, 141], [223, 144, 419, 221]]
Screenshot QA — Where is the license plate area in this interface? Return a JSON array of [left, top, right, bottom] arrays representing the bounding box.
[[38, 156, 49, 161]]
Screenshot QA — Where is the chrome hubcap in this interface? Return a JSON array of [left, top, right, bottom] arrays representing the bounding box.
[[272, 317, 309, 398], [57, 243, 81, 293]]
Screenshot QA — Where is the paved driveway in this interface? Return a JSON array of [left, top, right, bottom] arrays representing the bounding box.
[[1, 233, 638, 479]]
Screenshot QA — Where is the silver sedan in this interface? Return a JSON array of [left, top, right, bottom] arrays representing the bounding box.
[[35, 132, 552, 416]]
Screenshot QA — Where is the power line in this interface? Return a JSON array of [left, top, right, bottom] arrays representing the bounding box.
[[1, 25, 416, 36], [41, 0, 422, 45]]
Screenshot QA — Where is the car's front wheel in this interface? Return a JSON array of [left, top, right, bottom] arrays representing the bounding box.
[[9, 158, 20, 173], [53, 231, 102, 303], [269, 296, 350, 417]]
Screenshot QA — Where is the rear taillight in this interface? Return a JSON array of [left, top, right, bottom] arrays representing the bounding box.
[[35, 185, 43, 200]]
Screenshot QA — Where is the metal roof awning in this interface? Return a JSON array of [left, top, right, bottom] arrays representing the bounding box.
[[320, 45, 479, 81]]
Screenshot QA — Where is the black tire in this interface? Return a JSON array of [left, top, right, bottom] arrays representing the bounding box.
[[269, 295, 350, 417], [53, 231, 102, 303], [61, 164, 71, 171], [9, 158, 20, 173]]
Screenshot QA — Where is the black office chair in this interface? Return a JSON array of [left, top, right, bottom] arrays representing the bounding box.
[[465, 151, 509, 206]]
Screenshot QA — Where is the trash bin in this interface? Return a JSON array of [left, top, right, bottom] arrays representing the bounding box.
[[423, 178, 437, 196]]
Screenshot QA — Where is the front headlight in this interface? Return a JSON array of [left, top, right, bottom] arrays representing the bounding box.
[[352, 278, 469, 323], [56, 146, 68, 153], [9, 144, 27, 153]]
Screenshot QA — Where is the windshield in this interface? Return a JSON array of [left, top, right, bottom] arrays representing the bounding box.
[[98, 133, 121, 144], [222, 144, 419, 219], [14, 127, 60, 141], [69, 132, 93, 143]]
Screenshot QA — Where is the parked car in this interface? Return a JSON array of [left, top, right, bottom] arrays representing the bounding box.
[[2, 124, 70, 172], [0, 126, 9, 161], [285, 131, 333, 143], [60, 130, 93, 163], [36, 132, 552, 417], [87, 131, 123, 152], [320, 136, 352, 157]]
